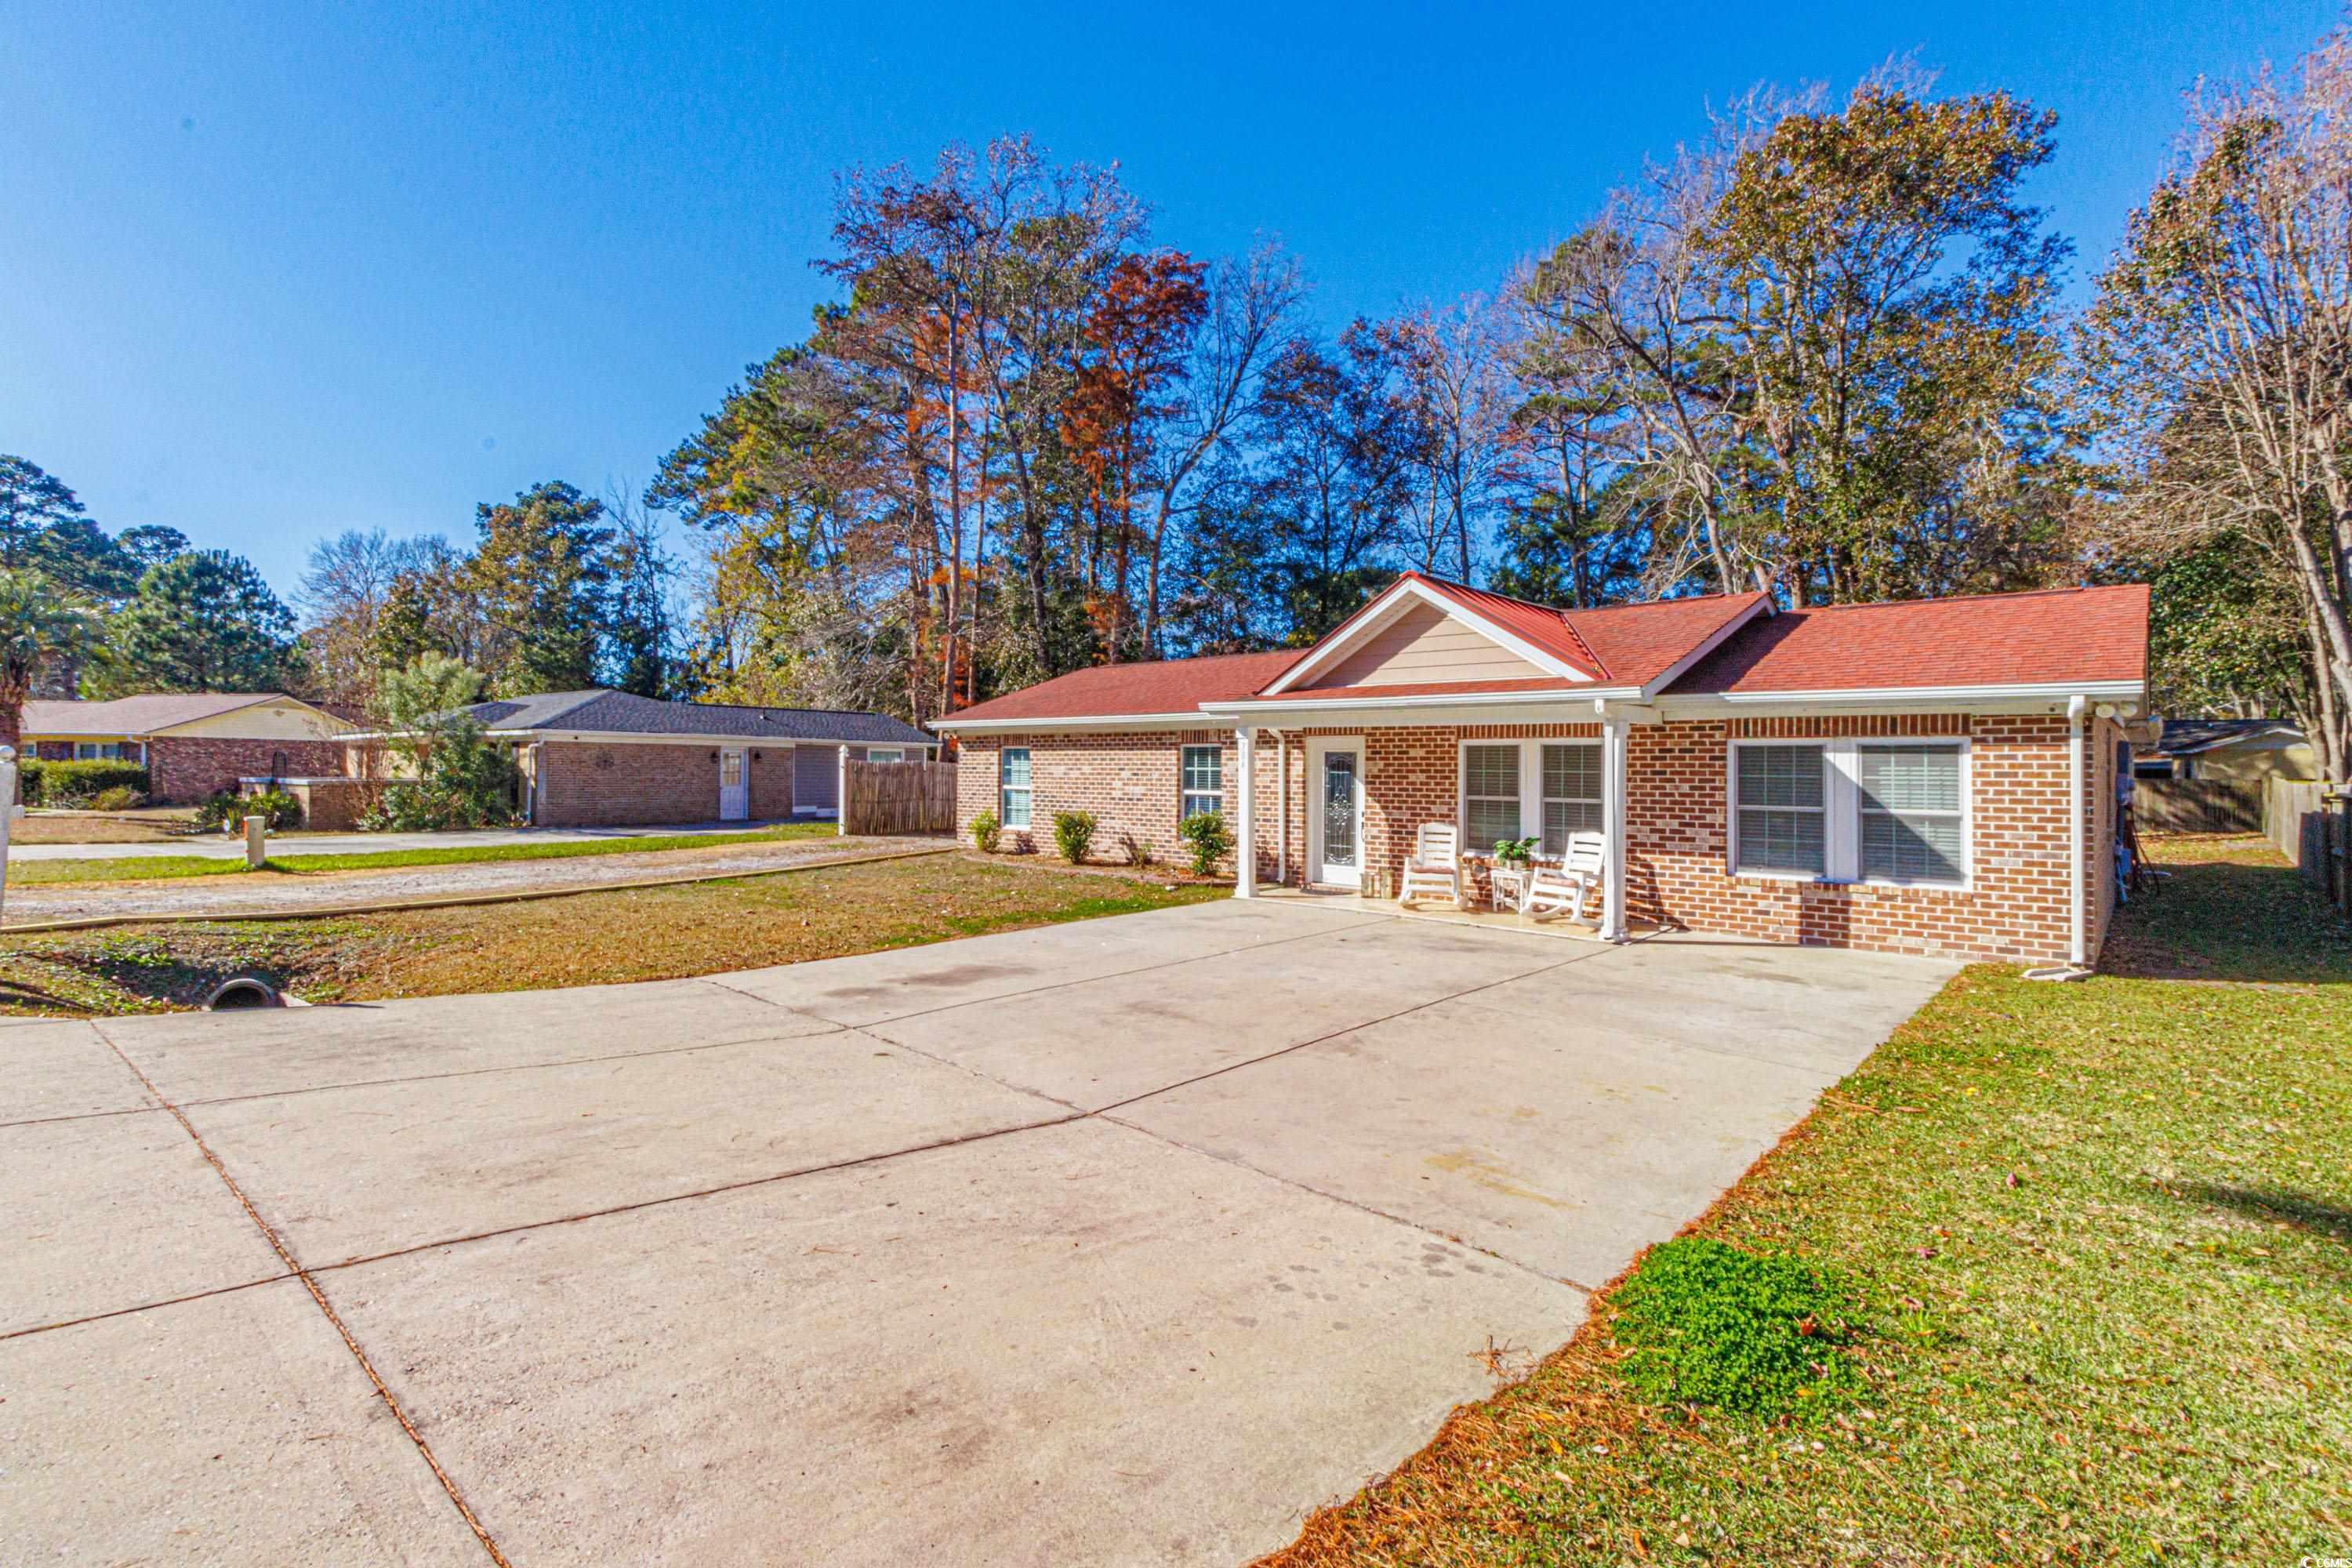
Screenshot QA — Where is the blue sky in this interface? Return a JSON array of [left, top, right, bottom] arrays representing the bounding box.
[[2, 0, 2332, 601]]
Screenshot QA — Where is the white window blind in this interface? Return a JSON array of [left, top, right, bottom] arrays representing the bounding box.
[[1462, 743, 1521, 850], [1180, 745, 1221, 820], [1857, 744, 1965, 884]]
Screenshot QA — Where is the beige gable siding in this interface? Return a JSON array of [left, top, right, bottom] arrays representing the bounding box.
[[162, 699, 353, 741], [1304, 601, 1545, 689]]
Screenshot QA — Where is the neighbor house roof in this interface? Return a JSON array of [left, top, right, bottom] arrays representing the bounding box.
[[21, 692, 289, 738], [935, 650, 1305, 727], [1664, 584, 2151, 696], [2147, 717, 2303, 757], [454, 688, 933, 748]]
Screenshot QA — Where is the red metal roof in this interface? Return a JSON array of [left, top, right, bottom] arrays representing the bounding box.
[[942, 649, 1305, 724], [1666, 584, 2151, 695]]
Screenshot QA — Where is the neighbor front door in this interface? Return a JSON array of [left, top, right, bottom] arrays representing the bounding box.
[[718, 748, 749, 821], [1309, 739, 1363, 888]]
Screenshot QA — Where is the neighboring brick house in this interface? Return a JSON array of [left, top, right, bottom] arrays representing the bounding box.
[[934, 574, 2151, 967], [354, 688, 938, 829], [18, 692, 356, 803]]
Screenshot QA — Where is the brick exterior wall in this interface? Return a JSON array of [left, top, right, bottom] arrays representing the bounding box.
[[752, 746, 797, 821], [963, 711, 2113, 964], [526, 740, 795, 828], [535, 742, 725, 827], [149, 736, 347, 804], [952, 731, 1238, 868]]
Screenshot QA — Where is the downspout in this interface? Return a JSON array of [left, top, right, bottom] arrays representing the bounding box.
[[2025, 695, 2092, 982]]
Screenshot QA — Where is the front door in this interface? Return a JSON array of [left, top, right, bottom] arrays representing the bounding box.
[[1309, 739, 1364, 888], [718, 748, 749, 821]]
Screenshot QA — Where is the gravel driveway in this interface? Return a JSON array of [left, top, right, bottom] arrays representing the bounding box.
[[4, 834, 949, 924]]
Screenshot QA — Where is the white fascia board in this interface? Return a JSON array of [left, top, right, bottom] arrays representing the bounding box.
[[1258, 577, 1594, 695], [1205, 686, 1646, 728], [927, 712, 1219, 735], [1657, 679, 2145, 718], [1635, 597, 1774, 699]]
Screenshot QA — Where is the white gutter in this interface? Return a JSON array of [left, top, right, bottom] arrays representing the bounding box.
[[2070, 694, 2087, 967], [2027, 695, 2093, 982], [930, 711, 1214, 735], [1666, 679, 2144, 711], [1205, 686, 1645, 718]]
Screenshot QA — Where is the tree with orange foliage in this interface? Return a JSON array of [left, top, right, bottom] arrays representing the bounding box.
[[1061, 249, 1207, 661]]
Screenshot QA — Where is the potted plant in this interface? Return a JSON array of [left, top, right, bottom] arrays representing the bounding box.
[[1494, 835, 1537, 868]]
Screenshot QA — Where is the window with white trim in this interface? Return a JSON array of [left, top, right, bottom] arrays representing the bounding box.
[[1461, 743, 1521, 851], [999, 746, 1032, 829], [866, 747, 906, 764], [1733, 744, 1828, 875], [74, 742, 128, 761], [1179, 745, 1222, 820], [1540, 742, 1602, 855], [1729, 738, 1968, 887], [1857, 743, 1964, 884]]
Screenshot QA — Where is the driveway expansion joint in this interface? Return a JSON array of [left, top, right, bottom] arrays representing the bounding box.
[[1095, 1110, 1595, 1295], [89, 1020, 517, 1568]]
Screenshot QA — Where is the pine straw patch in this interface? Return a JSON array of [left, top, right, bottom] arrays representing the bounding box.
[[1255, 834, 2352, 1566], [0, 855, 1226, 1014]]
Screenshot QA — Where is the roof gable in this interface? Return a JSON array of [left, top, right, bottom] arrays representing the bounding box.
[[1298, 599, 1550, 690], [1261, 574, 1605, 695]]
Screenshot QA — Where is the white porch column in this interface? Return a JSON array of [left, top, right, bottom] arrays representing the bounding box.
[[836, 743, 849, 836], [1233, 726, 1257, 898], [1273, 730, 1287, 887], [1600, 710, 1631, 942]]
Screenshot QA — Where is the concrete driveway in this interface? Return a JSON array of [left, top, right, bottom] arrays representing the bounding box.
[[2, 901, 1956, 1566]]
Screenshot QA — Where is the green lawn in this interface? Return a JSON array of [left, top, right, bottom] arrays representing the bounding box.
[[0, 854, 1222, 1012], [1264, 833, 2352, 1566], [5, 821, 837, 885]]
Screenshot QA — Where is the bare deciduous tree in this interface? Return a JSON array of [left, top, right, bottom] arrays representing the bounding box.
[[2080, 29, 2352, 779]]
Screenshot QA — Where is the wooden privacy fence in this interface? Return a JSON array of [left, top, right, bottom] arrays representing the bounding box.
[[840, 758, 956, 836], [2266, 776, 2352, 916], [2135, 777, 2266, 834]]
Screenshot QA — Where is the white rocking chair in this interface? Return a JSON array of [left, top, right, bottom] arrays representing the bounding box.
[[1522, 830, 1606, 925], [1398, 822, 1463, 909]]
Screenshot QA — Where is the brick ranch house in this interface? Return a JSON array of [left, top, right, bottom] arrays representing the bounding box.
[[349, 688, 938, 829], [18, 692, 356, 803], [933, 574, 2151, 967]]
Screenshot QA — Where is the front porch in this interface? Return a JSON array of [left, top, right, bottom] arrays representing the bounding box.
[[1255, 880, 1672, 944], [1216, 702, 1650, 944]]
